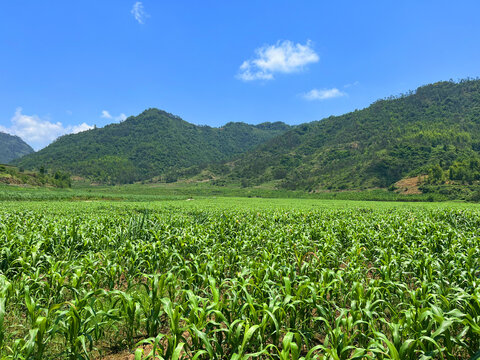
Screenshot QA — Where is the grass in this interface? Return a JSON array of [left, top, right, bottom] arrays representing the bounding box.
[[0, 181, 453, 202]]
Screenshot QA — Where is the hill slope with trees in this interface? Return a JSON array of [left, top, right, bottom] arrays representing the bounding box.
[[14, 109, 290, 183], [222, 79, 480, 190], [0, 132, 34, 163]]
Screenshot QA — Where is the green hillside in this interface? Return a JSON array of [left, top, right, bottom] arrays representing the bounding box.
[[15, 109, 290, 183], [0, 164, 70, 188], [222, 79, 480, 190], [0, 132, 34, 163]]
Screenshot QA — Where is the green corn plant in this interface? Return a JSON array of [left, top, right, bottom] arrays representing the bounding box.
[[230, 323, 262, 359], [135, 337, 185, 360], [0, 275, 12, 351], [278, 332, 302, 360], [24, 286, 44, 328], [24, 316, 48, 359], [136, 273, 173, 337], [113, 290, 141, 348], [161, 297, 189, 358], [314, 311, 369, 360], [55, 290, 108, 359], [371, 331, 417, 360]]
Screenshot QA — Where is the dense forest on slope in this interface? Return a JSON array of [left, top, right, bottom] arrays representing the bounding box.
[[14, 109, 290, 183], [0, 132, 34, 163], [219, 79, 480, 190]]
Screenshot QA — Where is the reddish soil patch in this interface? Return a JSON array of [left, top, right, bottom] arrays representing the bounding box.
[[394, 176, 425, 195], [99, 350, 135, 360], [97, 344, 154, 360]]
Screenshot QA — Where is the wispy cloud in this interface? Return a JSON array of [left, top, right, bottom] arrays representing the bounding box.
[[237, 40, 319, 81], [101, 110, 112, 119], [101, 110, 126, 122], [344, 81, 360, 88], [0, 108, 93, 150], [131, 2, 148, 24], [302, 88, 346, 101]]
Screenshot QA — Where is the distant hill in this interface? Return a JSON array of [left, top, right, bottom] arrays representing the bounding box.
[[0, 132, 34, 164], [15, 109, 290, 183], [221, 79, 480, 190]]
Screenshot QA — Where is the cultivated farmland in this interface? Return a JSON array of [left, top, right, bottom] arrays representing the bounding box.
[[0, 200, 479, 359]]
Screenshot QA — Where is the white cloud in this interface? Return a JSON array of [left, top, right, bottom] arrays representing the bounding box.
[[0, 108, 93, 150], [101, 110, 112, 119], [302, 88, 346, 101], [101, 110, 126, 122], [70, 123, 94, 134], [131, 2, 148, 24], [237, 40, 319, 81]]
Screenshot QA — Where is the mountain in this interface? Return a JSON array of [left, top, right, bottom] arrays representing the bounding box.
[[0, 132, 34, 164], [14, 109, 290, 183], [221, 79, 480, 190]]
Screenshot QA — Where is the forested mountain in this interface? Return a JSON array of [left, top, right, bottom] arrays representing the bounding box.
[[221, 79, 480, 190], [0, 132, 34, 163], [14, 109, 290, 183]]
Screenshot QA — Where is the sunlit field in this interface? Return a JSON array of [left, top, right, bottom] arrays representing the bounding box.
[[1, 199, 479, 359]]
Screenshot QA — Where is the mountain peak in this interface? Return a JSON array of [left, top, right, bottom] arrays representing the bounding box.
[[224, 78, 480, 190], [14, 109, 290, 183], [0, 132, 34, 164]]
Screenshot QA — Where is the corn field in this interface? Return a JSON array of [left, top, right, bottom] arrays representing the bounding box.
[[0, 202, 479, 359]]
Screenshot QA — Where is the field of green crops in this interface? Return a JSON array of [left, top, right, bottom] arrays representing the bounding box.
[[1, 199, 479, 359]]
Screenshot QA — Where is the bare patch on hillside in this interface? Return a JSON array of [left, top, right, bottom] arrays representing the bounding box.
[[394, 176, 425, 195]]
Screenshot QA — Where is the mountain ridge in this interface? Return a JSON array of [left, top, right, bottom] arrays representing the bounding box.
[[0, 132, 34, 164], [14, 79, 480, 190], [14, 108, 291, 183], [217, 79, 480, 190]]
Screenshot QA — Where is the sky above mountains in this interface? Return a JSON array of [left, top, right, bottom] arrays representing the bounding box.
[[1, 1, 480, 150]]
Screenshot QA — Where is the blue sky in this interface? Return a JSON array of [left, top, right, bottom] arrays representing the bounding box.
[[1, 1, 480, 150]]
